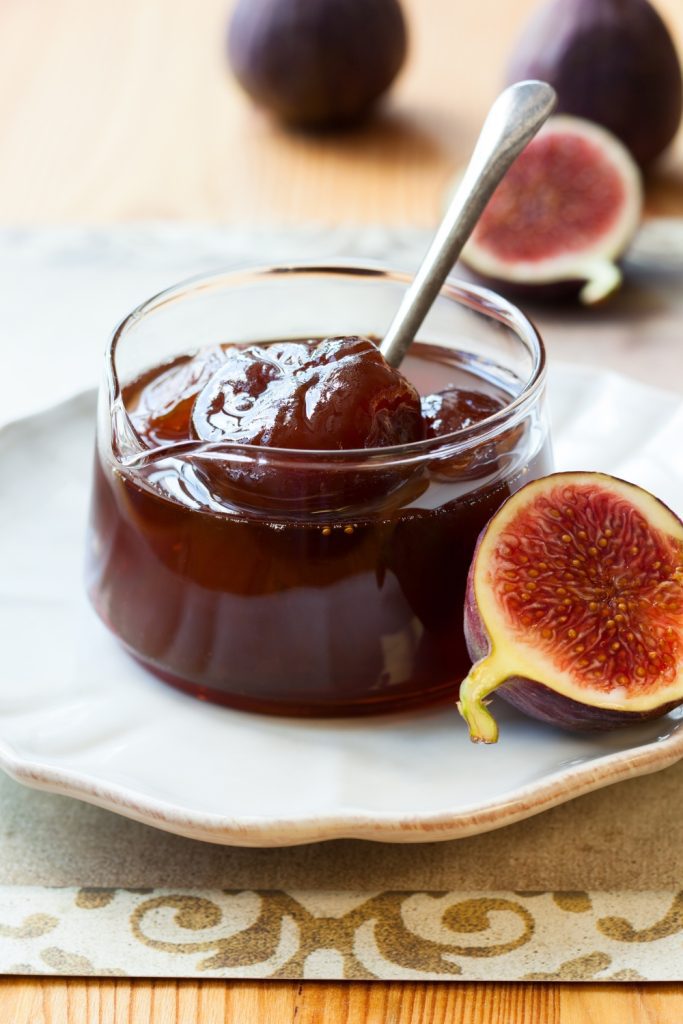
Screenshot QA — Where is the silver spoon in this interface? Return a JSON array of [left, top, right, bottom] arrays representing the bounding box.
[[380, 81, 557, 368]]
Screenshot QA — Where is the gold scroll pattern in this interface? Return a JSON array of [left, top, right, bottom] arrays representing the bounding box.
[[125, 890, 678, 980], [3, 889, 682, 980], [128, 892, 534, 979]]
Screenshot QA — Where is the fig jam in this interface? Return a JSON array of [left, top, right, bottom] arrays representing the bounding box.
[[87, 339, 552, 715]]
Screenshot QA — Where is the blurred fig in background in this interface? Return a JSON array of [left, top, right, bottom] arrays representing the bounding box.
[[460, 115, 643, 305], [506, 0, 683, 167], [227, 0, 407, 129]]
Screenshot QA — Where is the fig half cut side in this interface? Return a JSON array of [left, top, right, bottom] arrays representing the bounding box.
[[460, 116, 643, 305], [458, 472, 683, 743]]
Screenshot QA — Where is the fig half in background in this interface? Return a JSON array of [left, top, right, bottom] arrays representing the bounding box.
[[460, 115, 643, 304], [458, 472, 683, 743], [506, 0, 683, 167], [227, 0, 407, 129]]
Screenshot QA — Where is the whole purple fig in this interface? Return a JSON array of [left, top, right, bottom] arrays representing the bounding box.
[[506, 0, 683, 167], [227, 0, 407, 129]]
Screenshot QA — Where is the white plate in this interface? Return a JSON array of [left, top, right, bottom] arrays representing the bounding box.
[[0, 364, 681, 847]]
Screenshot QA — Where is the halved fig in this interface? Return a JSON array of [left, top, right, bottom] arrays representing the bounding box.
[[458, 472, 683, 743], [460, 115, 643, 305]]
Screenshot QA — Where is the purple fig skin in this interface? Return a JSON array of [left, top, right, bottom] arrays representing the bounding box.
[[227, 0, 407, 129], [490, 675, 681, 732], [463, 540, 489, 665], [506, 0, 683, 167], [459, 267, 600, 306]]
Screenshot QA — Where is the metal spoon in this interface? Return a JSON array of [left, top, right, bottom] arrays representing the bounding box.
[[380, 81, 557, 368]]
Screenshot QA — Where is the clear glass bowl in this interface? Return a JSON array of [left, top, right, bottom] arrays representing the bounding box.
[[86, 263, 552, 715]]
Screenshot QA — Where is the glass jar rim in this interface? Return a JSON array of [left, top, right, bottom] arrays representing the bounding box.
[[107, 260, 547, 468]]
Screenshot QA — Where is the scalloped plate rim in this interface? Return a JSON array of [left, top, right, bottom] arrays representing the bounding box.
[[0, 712, 681, 846]]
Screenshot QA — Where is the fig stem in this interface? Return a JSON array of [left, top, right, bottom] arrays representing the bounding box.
[[380, 80, 557, 368], [457, 655, 508, 744], [577, 259, 622, 305]]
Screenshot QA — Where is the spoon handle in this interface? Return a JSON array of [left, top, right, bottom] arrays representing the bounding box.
[[380, 80, 557, 368]]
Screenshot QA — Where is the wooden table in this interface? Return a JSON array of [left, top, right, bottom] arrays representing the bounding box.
[[1, 0, 682, 1019]]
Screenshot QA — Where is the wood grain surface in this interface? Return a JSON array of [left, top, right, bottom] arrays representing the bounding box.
[[0, 0, 681, 224], [1, 980, 683, 1023], [1, 0, 682, 1019]]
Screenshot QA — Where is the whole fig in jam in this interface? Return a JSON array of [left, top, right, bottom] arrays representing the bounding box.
[[187, 336, 424, 511], [506, 0, 683, 167], [421, 389, 506, 439], [227, 0, 407, 128], [191, 336, 423, 450], [458, 472, 683, 743]]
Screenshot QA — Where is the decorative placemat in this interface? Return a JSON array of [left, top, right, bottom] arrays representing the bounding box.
[[1, 224, 682, 980], [2, 885, 682, 981]]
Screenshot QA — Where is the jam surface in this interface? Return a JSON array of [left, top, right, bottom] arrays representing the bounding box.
[[88, 337, 552, 715], [129, 337, 505, 453]]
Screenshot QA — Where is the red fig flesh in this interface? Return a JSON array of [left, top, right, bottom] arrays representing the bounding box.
[[461, 116, 642, 305], [506, 0, 683, 167], [458, 472, 683, 743]]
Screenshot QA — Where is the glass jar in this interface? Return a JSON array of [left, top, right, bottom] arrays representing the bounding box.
[[86, 263, 552, 715]]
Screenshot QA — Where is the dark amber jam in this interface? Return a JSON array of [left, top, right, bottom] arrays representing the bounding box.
[[87, 339, 552, 715]]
